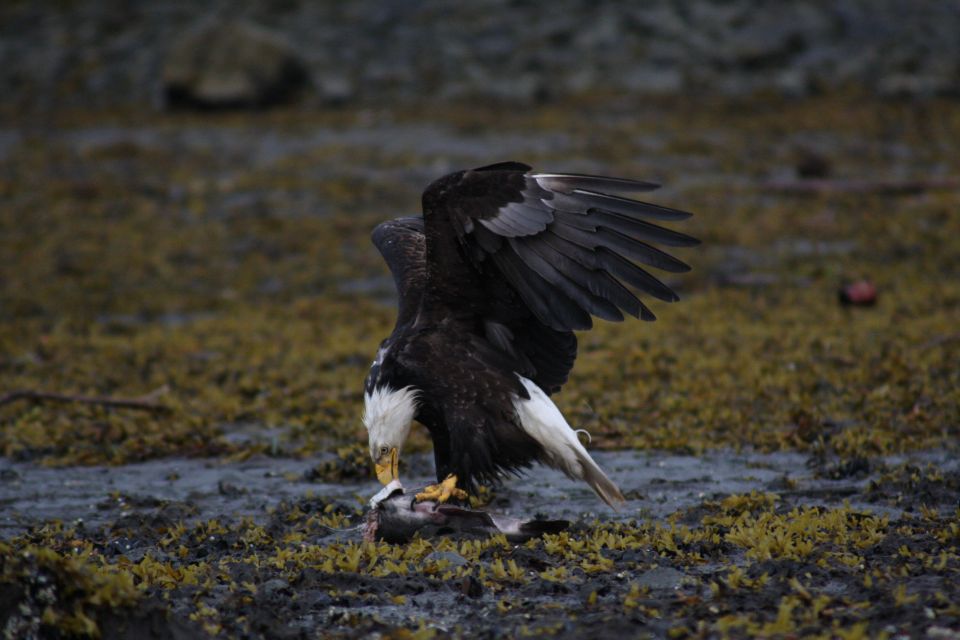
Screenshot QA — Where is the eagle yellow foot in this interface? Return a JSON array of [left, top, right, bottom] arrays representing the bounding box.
[[415, 474, 468, 503]]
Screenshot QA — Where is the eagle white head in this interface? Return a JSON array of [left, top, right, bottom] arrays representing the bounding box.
[[363, 384, 419, 484]]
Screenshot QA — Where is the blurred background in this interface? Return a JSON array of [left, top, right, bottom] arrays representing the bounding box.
[[4, 1, 960, 109], [1, 1, 958, 467]]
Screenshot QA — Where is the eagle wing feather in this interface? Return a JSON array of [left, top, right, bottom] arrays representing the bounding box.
[[372, 162, 697, 396], [421, 162, 698, 332], [370, 217, 427, 329]]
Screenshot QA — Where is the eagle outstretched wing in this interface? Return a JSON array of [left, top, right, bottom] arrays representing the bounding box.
[[371, 216, 427, 329], [371, 161, 697, 396], [421, 161, 698, 331], [371, 211, 577, 395]]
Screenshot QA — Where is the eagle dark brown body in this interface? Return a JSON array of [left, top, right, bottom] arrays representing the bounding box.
[[363, 162, 698, 506]]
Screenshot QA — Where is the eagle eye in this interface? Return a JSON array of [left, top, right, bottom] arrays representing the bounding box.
[[378, 445, 389, 456]]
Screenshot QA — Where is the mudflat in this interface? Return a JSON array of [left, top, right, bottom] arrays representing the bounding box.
[[1, 97, 958, 638]]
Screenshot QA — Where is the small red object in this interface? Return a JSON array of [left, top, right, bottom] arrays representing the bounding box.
[[839, 280, 877, 306]]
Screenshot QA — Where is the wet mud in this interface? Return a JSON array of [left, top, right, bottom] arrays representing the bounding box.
[[2, 449, 958, 638]]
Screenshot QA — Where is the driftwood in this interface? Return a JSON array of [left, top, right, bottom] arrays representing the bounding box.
[[760, 177, 960, 196], [0, 387, 171, 413], [365, 482, 568, 543]]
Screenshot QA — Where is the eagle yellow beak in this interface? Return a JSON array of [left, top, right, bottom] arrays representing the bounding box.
[[375, 447, 399, 485]]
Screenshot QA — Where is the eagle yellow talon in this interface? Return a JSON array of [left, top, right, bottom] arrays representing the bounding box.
[[415, 474, 468, 503]]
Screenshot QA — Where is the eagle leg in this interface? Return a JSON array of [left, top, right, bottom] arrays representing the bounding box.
[[415, 474, 468, 503]]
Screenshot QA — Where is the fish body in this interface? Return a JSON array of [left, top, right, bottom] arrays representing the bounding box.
[[365, 484, 568, 544]]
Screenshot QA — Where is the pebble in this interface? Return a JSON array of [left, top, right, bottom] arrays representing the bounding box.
[[425, 551, 468, 567]]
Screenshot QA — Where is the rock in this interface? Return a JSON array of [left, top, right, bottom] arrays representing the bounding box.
[[443, 72, 548, 105], [775, 68, 812, 97], [794, 148, 832, 179], [424, 551, 468, 567], [460, 575, 483, 598], [217, 478, 246, 497], [6, 1, 960, 107], [705, 4, 831, 68], [620, 66, 684, 95], [0, 468, 20, 482], [878, 74, 955, 98], [314, 74, 354, 105], [635, 566, 690, 592], [162, 20, 309, 110], [261, 578, 292, 598]]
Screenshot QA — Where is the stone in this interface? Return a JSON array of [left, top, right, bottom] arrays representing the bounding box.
[[6, 1, 960, 108], [705, 5, 831, 68], [162, 19, 309, 110], [620, 65, 684, 95], [635, 566, 690, 591], [314, 74, 354, 105], [878, 74, 955, 98], [261, 578, 291, 597], [424, 551, 468, 567]]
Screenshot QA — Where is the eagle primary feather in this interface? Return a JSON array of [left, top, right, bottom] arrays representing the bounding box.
[[363, 162, 698, 507]]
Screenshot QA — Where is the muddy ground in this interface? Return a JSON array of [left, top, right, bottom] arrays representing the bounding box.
[[2, 96, 960, 638], [2, 449, 959, 638]]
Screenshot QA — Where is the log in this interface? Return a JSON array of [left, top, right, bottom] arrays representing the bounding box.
[[0, 387, 171, 413]]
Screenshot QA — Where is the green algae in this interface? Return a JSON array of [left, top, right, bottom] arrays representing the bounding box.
[[0, 538, 140, 638], [2, 486, 957, 638], [2, 97, 959, 467], [1, 95, 960, 637]]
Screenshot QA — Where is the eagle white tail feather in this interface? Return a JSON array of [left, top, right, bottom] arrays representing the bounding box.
[[579, 451, 627, 509], [513, 376, 626, 509]]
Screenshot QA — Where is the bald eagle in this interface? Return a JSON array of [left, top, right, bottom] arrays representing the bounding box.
[[363, 162, 698, 507]]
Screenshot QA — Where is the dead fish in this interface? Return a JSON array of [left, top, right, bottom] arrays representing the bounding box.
[[364, 481, 568, 544]]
